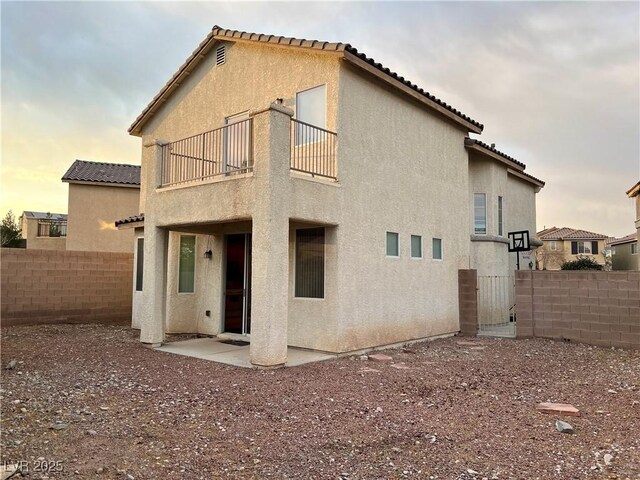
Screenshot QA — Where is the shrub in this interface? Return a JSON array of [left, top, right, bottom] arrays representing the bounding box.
[[560, 256, 603, 270]]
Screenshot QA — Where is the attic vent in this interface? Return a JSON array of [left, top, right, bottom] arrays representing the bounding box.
[[215, 45, 226, 66]]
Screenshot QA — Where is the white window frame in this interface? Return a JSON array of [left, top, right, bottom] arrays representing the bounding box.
[[575, 241, 592, 255], [432, 238, 443, 261], [473, 193, 487, 235], [295, 84, 327, 146], [178, 235, 196, 294], [410, 235, 423, 259], [497, 196, 504, 237], [386, 232, 400, 258]]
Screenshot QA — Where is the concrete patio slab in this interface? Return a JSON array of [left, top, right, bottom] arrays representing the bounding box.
[[156, 337, 335, 368]]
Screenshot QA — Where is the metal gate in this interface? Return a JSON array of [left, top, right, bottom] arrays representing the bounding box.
[[477, 275, 516, 337]]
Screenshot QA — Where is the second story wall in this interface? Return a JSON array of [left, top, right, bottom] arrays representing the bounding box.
[[67, 184, 139, 253], [21, 216, 66, 251]]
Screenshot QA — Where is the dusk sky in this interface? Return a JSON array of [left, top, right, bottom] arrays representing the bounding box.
[[2, 1, 638, 237]]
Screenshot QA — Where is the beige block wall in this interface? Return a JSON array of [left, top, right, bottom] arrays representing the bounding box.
[[1, 248, 132, 326], [66, 183, 139, 253], [20, 216, 66, 251], [515, 270, 640, 349]]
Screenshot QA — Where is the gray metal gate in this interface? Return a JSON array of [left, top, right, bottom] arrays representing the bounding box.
[[477, 275, 516, 337]]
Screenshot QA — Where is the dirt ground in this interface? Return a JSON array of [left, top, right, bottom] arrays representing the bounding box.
[[1, 324, 638, 480]]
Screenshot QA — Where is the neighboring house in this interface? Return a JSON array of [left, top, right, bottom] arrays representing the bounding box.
[[608, 233, 638, 271], [627, 181, 640, 270], [19, 211, 67, 250], [118, 26, 544, 366], [537, 227, 609, 270], [62, 160, 140, 253]]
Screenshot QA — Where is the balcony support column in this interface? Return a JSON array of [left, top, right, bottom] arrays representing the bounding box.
[[249, 104, 293, 367]]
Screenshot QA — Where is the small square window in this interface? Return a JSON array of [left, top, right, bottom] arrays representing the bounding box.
[[632, 243, 638, 255], [386, 232, 399, 257], [411, 235, 422, 258], [432, 238, 443, 260]]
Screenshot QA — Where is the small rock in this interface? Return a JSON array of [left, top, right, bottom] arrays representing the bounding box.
[[5, 360, 17, 370], [368, 354, 393, 362], [96, 467, 104, 474], [467, 468, 479, 474], [49, 422, 67, 431], [555, 420, 574, 434], [607, 389, 617, 394], [99, 406, 110, 411], [392, 447, 401, 453], [358, 355, 368, 361], [87, 430, 97, 436], [604, 453, 613, 465], [375, 407, 383, 413], [127, 475, 135, 480]]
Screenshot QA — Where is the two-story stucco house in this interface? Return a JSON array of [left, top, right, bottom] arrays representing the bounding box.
[[62, 160, 140, 253], [118, 26, 544, 367], [537, 227, 609, 270]]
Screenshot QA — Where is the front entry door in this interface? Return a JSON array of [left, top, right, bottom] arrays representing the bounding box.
[[224, 234, 252, 334]]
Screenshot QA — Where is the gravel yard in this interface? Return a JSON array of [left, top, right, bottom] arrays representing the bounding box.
[[1, 324, 639, 480]]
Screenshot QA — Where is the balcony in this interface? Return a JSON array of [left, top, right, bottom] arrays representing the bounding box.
[[37, 220, 67, 237], [159, 117, 336, 187]]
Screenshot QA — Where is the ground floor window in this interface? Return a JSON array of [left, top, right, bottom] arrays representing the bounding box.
[[432, 238, 443, 260], [178, 235, 196, 293], [135, 237, 144, 291], [295, 228, 325, 298], [632, 242, 638, 255]]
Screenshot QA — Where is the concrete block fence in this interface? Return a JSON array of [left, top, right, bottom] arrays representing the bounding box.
[[1, 248, 133, 326]]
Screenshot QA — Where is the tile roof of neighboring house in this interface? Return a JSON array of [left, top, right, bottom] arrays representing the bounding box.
[[607, 232, 638, 247], [627, 181, 640, 197], [21, 211, 67, 221], [62, 160, 141, 186], [129, 25, 483, 136], [537, 227, 609, 240], [115, 213, 145, 227]]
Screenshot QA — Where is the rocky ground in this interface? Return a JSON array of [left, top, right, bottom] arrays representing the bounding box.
[[1, 323, 639, 480]]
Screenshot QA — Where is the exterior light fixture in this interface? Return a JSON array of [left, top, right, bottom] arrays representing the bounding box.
[[204, 250, 212, 259]]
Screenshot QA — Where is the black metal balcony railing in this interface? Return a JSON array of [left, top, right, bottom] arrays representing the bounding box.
[[161, 118, 253, 187], [290, 119, 337, 180], [37, 220, 67, 237]]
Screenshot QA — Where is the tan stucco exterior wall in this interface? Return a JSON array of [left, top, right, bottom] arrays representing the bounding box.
[[20, 216, 66, 251], [66, 183, 139, 253], [612, 241, 639, 271], [134, 40, 540, 357]]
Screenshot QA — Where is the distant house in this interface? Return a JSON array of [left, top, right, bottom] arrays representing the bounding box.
[[608, 233, 638, 271], [19, 211, 67, 250], [627, 181, 640, 271], [537, 227, 609, 270], [62, 160, 140, 253]]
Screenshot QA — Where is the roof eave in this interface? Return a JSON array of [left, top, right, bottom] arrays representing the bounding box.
[[465, 140, 525, 171], [626, 181, 640, 197], [62, 179, 141, 188], [506, 168, 545, 190]]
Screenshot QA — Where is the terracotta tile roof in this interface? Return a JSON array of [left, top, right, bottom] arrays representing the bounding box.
[[62, 160, 141, 186], [22, 211, 67, 221], [537, 227, 609, 240], [607, 232, 637, 246], [115, 213, 144, 227], [511, 169, 545, 188], [465, 138, 525, 169], [129, 25, 483, 135]]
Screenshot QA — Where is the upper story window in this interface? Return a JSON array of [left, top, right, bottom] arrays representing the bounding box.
[[296, 85, 326, 131], [386, 232, 399, 257], [473, 193, 487, 235], [632, 242, 638, 255], [497, 196, 504, 236], [571, 240, 598, 255]]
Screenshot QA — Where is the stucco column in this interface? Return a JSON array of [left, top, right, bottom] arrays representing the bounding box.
[[139, 140, 169, 346], [249, 104, 292, 367]]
